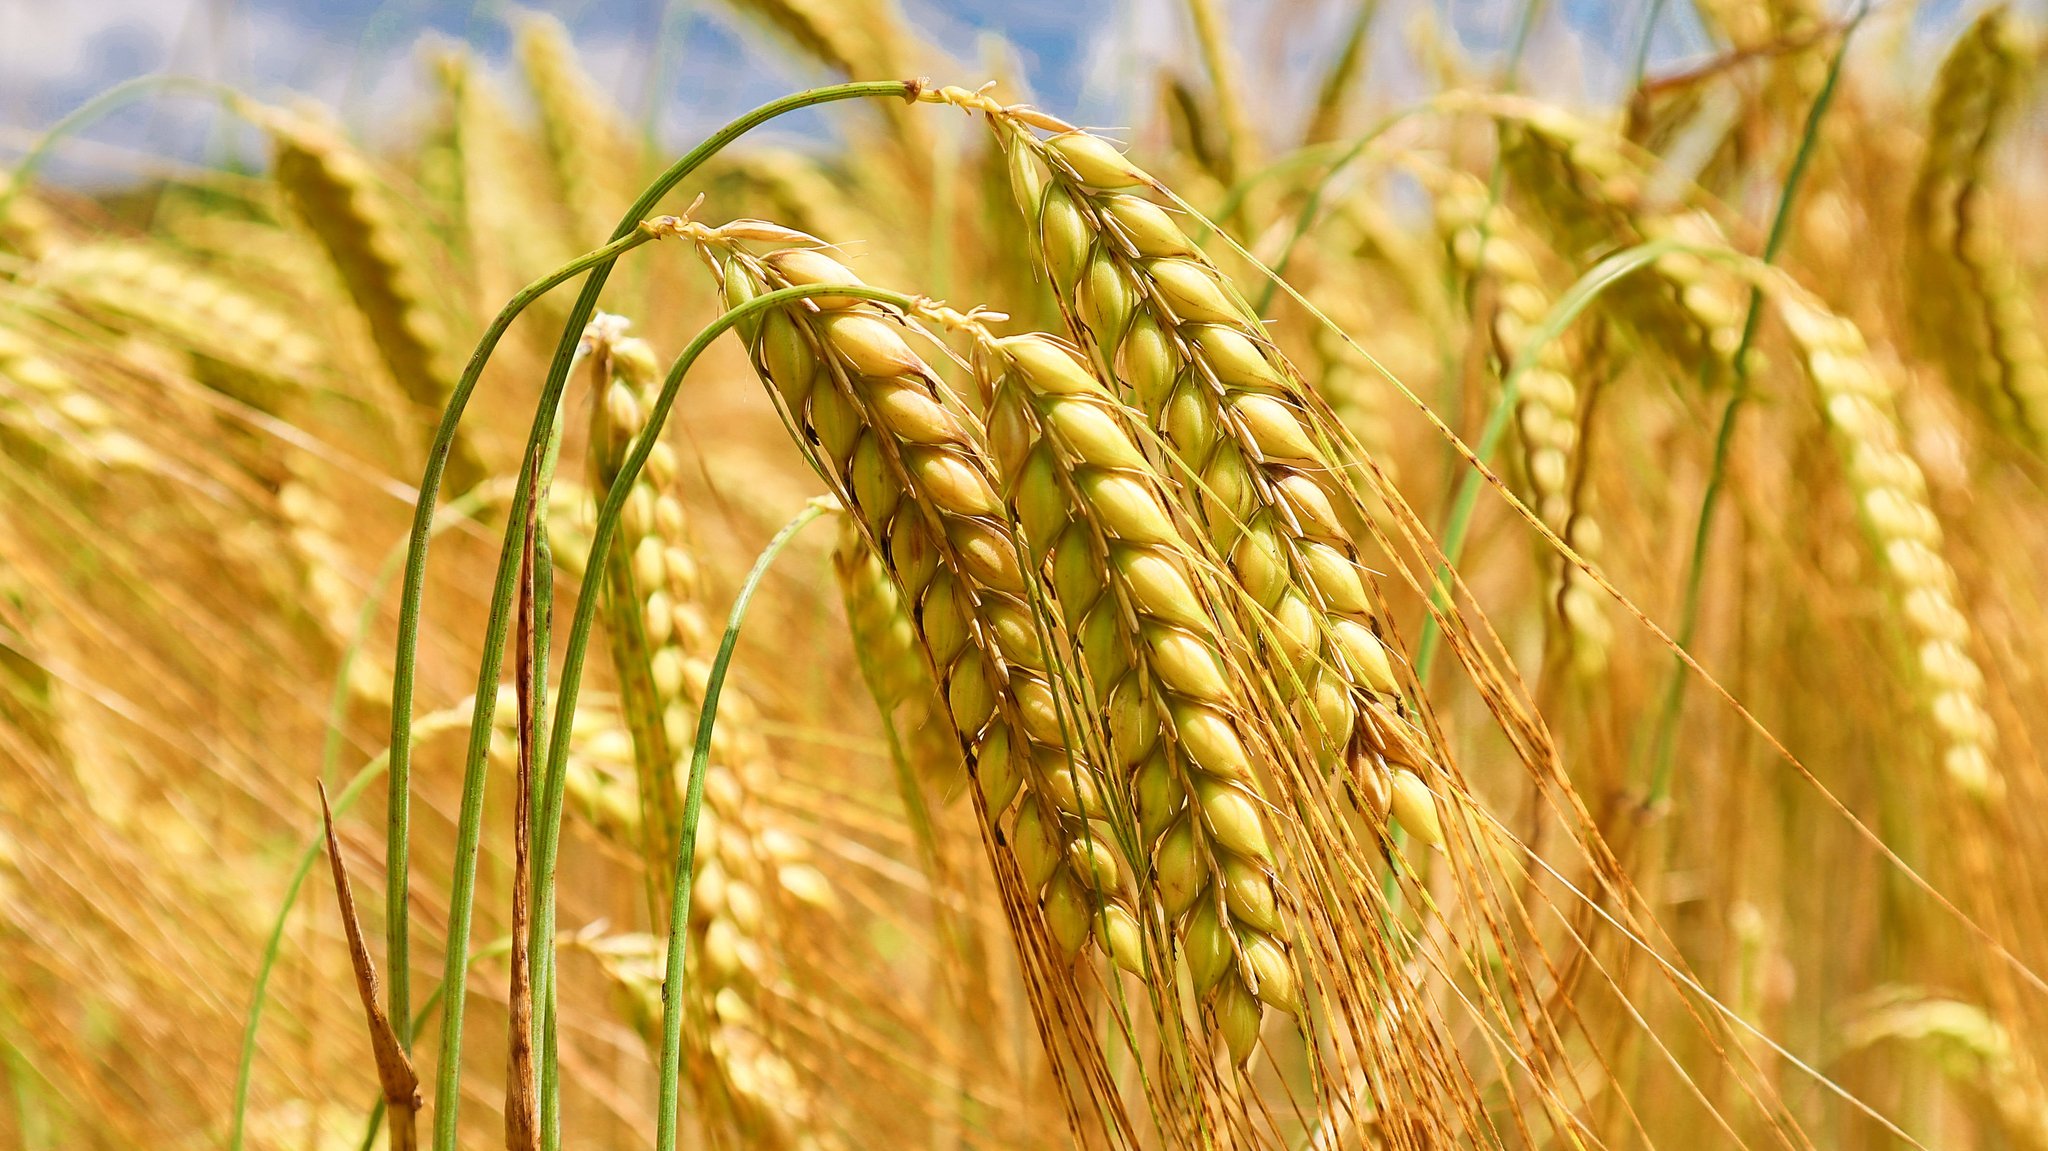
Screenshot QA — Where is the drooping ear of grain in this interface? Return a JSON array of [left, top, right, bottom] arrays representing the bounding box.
[[262, 105, 484, 490], [993, 115, 1416, 795], [706, 238, 1148, 990], [981, 330, 1301, 1063], [1904, 7, 2048, 455]]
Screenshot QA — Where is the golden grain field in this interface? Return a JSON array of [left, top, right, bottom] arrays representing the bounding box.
[[3, 3, 2047, 1149]]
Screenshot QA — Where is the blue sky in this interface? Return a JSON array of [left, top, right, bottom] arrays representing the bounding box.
[[0, 1, 2010, 189]]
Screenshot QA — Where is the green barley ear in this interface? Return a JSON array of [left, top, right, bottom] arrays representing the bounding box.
[[1905, 6, 2048, 454], [581, 314, 833, 1148]]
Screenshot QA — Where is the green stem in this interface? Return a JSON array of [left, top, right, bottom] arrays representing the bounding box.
[[1645, 16, 1858, 801], [509, 84, 915, 1146], [1413, 239, 1685, 680], [380, 83, 909, 1151], [519, 282, 918, 1151], [387, 227, 658, 1070], [528, 405, 563, 1151], [656, 503, 830, 1151]]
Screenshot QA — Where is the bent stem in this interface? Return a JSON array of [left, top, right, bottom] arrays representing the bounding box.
[[388, 226, 658, 1065], [523, 282, 923, 1149], [374, 81, 912, 1151]]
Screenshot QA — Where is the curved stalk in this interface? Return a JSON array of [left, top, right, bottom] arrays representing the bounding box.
[[429, 273, 922, 1151], [372, 81, 912, 1151]]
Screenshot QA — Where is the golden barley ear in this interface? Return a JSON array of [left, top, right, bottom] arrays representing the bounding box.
[[258, 103, 486, 491], [1491, 99, 1749, 378], [515, 15, 642, 248], [577, 315, 835, 1149], [1767, 272, 2001, 804]]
